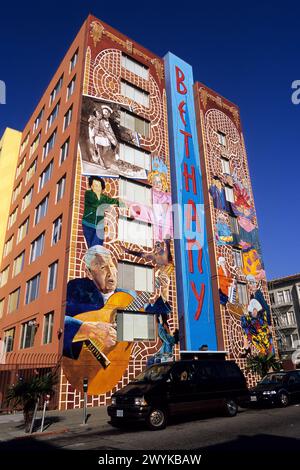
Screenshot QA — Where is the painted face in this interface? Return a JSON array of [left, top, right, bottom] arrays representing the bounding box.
[[153, 175, 163, 190], [248, 281, 258, 295], [91, 180, 103, 195], [154, 241, 164, 255], [88, 254, 117, 294], [95, 110, 101, 118], [102, 108, 110, 118]]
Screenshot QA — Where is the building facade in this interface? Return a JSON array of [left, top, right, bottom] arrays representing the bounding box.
[[193, 82, 278, 386], [0, 128, 22, 261], [268, 274, 300, 367], [0, 15, 278, 410]]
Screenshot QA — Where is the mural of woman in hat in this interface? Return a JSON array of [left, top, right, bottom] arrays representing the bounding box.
[[89, 104, 118, 170]]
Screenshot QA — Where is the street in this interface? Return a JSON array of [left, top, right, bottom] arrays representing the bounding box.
[[0, 405, 299, 454]]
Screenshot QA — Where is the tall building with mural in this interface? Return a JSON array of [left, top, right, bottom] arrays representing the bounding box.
[[0, 16, 278, 410], [0, 15, 179, 410]]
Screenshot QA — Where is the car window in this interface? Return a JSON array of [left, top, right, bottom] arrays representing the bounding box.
[[260, 373, 286, 384], [171, 364, 194, 382]]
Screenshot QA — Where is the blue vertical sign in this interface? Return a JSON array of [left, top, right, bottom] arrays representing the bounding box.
[[164, 52, 217, 350]]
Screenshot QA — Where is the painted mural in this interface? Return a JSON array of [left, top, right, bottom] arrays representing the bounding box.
[[198, 92, 276, 373], [61, 32, 178, 401]]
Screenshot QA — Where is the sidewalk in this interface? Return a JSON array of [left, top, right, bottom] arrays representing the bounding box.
[[0, 406, 109, 441]]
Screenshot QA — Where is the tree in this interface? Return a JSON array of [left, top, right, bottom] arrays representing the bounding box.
[[246, 353, 282, 379], [6, 372, 57, 432]]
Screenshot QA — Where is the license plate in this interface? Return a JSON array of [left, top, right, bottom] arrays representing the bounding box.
[[250, 396, 257, 402], [116, 410, 124, 417]]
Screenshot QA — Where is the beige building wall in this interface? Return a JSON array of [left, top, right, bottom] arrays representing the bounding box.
[[0, 128, 21, 260]]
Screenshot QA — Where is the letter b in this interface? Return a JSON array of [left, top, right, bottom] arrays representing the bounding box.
[[175, 66, 187, 95]]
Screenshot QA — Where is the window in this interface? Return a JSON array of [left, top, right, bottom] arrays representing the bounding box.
[[20, 320, 37, 349], [52, 216, 62, 245], [118, 217, 153, 248], [33, 107, 44, 132], [284, 290, 291, 302], [237, 282, 248, 305], [8, 288, 20, 313], [217, 131, 226, 146], [121, 54, 148, 80], [117, 262, 154, 292], [16, 157, 26, 178], [25, 274, 41, 304], [0, 299, 4, 319], [3, 328, 15, 353], [30, 132, 41, 157], [47, 261, 58, 292], [17, 217, 29, 243], [63, 105, 73, 130], [287, 311, 296, 325], [121, 80, 149, 107], [67, 75, 76, 100], [60, 138, 69, 165], [221, 157, 230, 175], [13, 252, 25, 277], [69, 49, 78, 72], [12, 181, 22, 203], [225, 185, 234, 203], [0, 266, 9, 287], [117, 312, 155, 341], [43, 312, 54, 344], [22, 187, 33, 212], [232, 248, 243, 268], [43, 129, 57, 159], [4, 236, 14, 257], [119, 178, 152, 205], [8, 207, 18, 228], [20, 133, 30, 154], [56, 175, 66, 202], [39, 160, 53, 191], [49, 74, 63, 106], [120, 110, 150, 137], [25, 159, 37, 184], [269, 293, 275, 304], [30, 232, 45, 263], [229, 216, 239, 235], [277, 291, 284, 303], [46, 101, 60, 131], [118, 143, 151, 171], [35, 195, 49, 225]]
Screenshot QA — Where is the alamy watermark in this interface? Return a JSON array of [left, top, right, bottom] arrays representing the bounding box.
[[291, 80, 300, 104], [0, 80, 6, 104]]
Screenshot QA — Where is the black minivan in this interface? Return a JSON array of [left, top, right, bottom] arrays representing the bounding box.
[[107, 360, 249, 430]]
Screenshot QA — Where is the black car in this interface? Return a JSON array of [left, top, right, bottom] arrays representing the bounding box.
[[249, 370, 300, 407], [107, 359, 249, 430]]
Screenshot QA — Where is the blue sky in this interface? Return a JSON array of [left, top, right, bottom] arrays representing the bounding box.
[[0, 0, 299, 279]]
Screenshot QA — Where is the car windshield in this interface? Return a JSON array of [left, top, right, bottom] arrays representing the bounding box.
[[133, 364, 173, 383], [260, 373, 286, 384]]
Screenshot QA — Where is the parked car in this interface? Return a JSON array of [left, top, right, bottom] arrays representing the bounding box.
[[249, 370, 300, 407], [107, 359, 249, 430]]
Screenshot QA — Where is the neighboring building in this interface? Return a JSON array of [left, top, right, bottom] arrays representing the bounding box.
[[268, 274, 300, 366], [0, 128, 22, 261], [0, 15, 278, 410]]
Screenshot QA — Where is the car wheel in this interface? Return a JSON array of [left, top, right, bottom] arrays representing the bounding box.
[[147, 408, 167, 430], [278, 391, 289, 407], [224, 399, 238, 417]]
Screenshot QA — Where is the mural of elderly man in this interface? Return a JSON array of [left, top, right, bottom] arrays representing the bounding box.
[[64, 245, 172, 360]]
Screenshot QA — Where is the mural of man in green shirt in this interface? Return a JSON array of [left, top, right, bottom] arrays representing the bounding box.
[[82, 176, 119, 247]]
